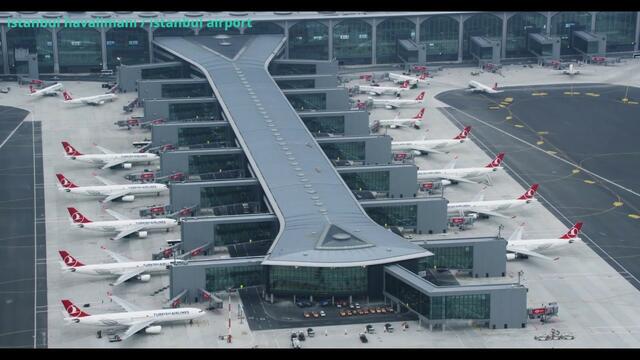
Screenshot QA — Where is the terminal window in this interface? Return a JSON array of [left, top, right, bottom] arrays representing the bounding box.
[[214, 221, 279, 246], [200, 185, 262, 208], [275, 79, 315, 89], [162, 83, 213, 98], [188, 154, 244, 175], [319, 141, 365, 161], [341, 171, 390, 192], [365, 205, 417, 228], [205, 264, 264, 292], [141, 66, 183, 80], [301, 115, 345, 136], [285, 93, 326, 111], [269, 62, 317, 75], [169, 102, 218, 121], [178, 126, 234, 148], [420, 246, 473, 270], [268, 266, 368, 296]]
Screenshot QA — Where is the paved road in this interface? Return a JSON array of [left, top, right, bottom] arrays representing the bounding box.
[[0, 106, 47, 348], [436, 83, 640, 290]]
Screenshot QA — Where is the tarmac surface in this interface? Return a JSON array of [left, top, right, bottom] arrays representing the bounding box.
[[0, 106, 47, 348], [436, 84, 640, 290]]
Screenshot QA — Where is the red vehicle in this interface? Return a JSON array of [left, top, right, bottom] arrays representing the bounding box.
[[413, 65, 428, 72]]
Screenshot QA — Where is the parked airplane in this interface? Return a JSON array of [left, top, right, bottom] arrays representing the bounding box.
[[392, 126, 471, 155], [61, 141, 159, 170], [61, 295, 205, 341], [66, 207, 179, 240], [447, 183, 539, 219], [371, 91, 426, 109], [29, 83, 63, 96], [58, 248, 186, 286], [417, 152, 505, 185], [377, 108, 425, 129], [357, 80, 410, 96], [467, 80, 504, 94], [63, 91, 117, 105], [506, 222, 583, 261], [389, 72, 429, 86], [562, 63, 581, 76], [55, 173, 168, 203]]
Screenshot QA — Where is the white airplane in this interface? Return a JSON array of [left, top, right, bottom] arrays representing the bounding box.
[[66, 207, 179, 240], [377, 108, 425, 129], [29, 83, 63, 96], [61, 141, 159, 170], [418, 152, 505, 185], [61, 296, 205, 342], [506, 222, 583, 261], [58, 248, 186, 286], [63, 90, 117, 105], [447, 183, 539, 219], [392, 126, 471, 155], [562, 63, 581, 76], [357, 80, 410, 96], [389, 72, 429, 86], [467, 80, 504, 94], [56, 173, 168, 203], [371, 91, 426, 110]]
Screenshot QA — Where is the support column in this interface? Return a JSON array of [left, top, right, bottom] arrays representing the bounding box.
[[546, 12, 552, 36], [100, 28, 108, 71], [328, 20, 333, 61], [635, 12, 640, 52], [148, 25, 155, 63], [1, 24, 8, 75], [371, 18, 377, 65], [457, 15, 464, 63], [591, 12, 597, 32], [51, 28, 60, 74], [284, 21, 289, 59], [501, 13, 508, 60], [415, 16, 420, 43]]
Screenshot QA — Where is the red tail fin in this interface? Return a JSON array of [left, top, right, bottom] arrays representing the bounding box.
[[61, 300, 90, 318], [486, 153, 505, 168], [401, 80, 409, 89], [453, 126, 471, 140], [419, 73, 428, 80], [413, 108, 425, 119], [56, 173, 78, 188], [493, 82, 498, 90], [67, 207, 92, 224], [517, 184, 539, 200], [61, 142, 82, 156], [415, 91, 425, 101], [59, 250, 84, 267], [560, 222, 583, 239], [63, 91, 73, 101], [29, 85, 36, 94]]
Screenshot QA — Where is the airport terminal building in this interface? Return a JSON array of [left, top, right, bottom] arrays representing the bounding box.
[[0, 11, 639, 76]]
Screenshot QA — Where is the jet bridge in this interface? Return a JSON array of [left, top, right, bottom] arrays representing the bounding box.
[[469, 36, 501, 65], [528, 33, 561, 60]]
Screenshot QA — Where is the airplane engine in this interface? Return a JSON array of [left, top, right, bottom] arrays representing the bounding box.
[[137, 231, 148, 238], [120, 195, 135, 202], [137, 274, 151, 282], [121, 163, 133, 169], [506, 253, 517, 261], [441, 180, 452, 187], [385, 105, 393, 110], [411, 150, 422, 156], [145, 326, 162, 334], [467, 213, 479, 220]]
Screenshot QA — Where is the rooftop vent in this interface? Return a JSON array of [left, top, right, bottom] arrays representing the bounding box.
[[185, 12, 203, 17], [215, 34, 231, 39], [274, 12, 292, 15], [220, 41, 232, 46], [230, 12, 249, 16], [0, 13, 13, 18], [42, 12, 63, 18], [138, 12, 159, 18], [91, 12, 112, 18], [332, 233, 351, 241]]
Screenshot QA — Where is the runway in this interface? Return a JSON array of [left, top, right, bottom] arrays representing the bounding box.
[[0, 106, 47, 348], [436, 83, 640, 290]]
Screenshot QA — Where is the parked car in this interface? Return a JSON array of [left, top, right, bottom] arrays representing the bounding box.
[[359, 333, 368, 343], [349, 304, 355, 310], [355, 303, 361, 309], [384, 323, 394, 333], [307, 328, 315, 337], [319, 299, 330, 307], [339, 310, 347, 317], [319, 310, 326, 317], [381, 308, 387, 314], [366, 324, 375, 334], [303, 312, 311, 318], [298, 331, 306, 341], [312, 311, 320, 318], [291, 331, 298, 339]]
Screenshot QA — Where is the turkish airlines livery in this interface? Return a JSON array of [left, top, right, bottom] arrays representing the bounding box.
[[61, 295, 204, 341], [467, 80, 504, 94], [67, 207, 179, 240], [56, 173, 168, 203], [59, 248, 186, 286], [62, 141, 159, 170], [392, 126, 471, 155], [371, 91, 426, 109], [506, 222, 583, 261], [417, 152, 505, 185], [357, 80, 410, 96], [448, 183, 539, 219], [377, 108, 425, 129], [389, 72, 429, 86], [63, 90, 117, 105], [29, 83, 63, 96]]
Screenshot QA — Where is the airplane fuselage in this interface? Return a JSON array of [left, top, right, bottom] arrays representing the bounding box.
[[372, 98, 421, 108], [65, 183, 167, 198], [68, 260, 177, 277], [68, 153, 159, 167], [378, 118, 423, 128], [417, 167, 502, 180], [30, 83, 63, 96], [65, 308, 204, 328], [74, 218, 178, 234], [507, 237, 580, 254], [65, 94, 117, 105], [392, 139, 465, 153], [359, 84, 408, 96], [448, 198, 536, 214], [389, 73, 428, 85]]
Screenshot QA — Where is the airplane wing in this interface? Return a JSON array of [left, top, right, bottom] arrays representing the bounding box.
[[410, 146, 445, 154], [110, 295, 143, 313], [105, 208, 131, 221], [103, 190, 131, 203], [102, 248, 132, 263], [101, 159, 126, 170], [111, 269, 147, 287], [112, 225, 146, 241], [466, 208, 511, 219], [95, 145, 115, 155], [95, 175, 117, 186], [508, 247, 558, 262], [442, 175, 481, 184], [507, 226, 525, 242], [118, 319, 156, 341]]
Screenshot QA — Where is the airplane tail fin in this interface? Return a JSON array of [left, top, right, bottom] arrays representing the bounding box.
[[419, 73, 428, 80], [59, 250, 85, 267], [56, 173, 78, 189], [413, 108, 425, 119], [401, 80, 409, 89], [67, 207, 92, 224], [415, 91, 425, 101], [486, 153, 505, 168], [61, 300, 90, 318], [517, 184, 539, 200], [453, 126, 472, 140], [62, 91, 73, 101], [560, 222, 583, 239], [61, 142, 82, 156]]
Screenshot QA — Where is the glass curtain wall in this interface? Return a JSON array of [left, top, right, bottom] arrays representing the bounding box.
[[506, 12, 547, 58], [6, 28, 54, 73], [288, 21, 329, 60], [333, 19, 372, 65], [462, 13, 502, 60], [58, 28, 102, 73], [595, 11, 638, 52], [106, 27, 149, 68], [376, 18, 416, 64], [420, 16, 459, 62], [550, 12, 592, 55]]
